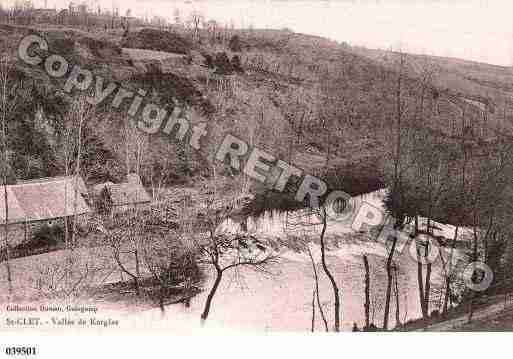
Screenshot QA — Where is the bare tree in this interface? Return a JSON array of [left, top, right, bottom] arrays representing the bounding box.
[[142, 222, 202, 314], [310, 288, 316, 332], [465, 138, 513, 322], [383, 51, 407, 329], [188, 10, 203, 42], [33, 251, 110, 300], [192, 172, 277, 323], [393, 263, 401, 326], [0, 53, 19, 294], [317, 207, 341, 331], [306, 244, 328, 331], [286, 206, 341, 331], [100, 211, 145, 297], [68, 97, 92, 248], [122, 118, 147, 178], [52, 96, 93, 250], [412, 131, 452, 319], [363, 255, 371, 329], [383, 235, 398, 330]]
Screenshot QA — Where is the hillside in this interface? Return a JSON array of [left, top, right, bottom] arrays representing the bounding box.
[[0, 23, 510, 217], [351, 46, 513, 136]]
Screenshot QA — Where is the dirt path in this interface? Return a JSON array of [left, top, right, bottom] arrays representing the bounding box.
[[423, 297, 513, 331]]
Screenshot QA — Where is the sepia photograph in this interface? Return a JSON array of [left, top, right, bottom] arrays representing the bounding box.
[[0, 0, 512, 356]]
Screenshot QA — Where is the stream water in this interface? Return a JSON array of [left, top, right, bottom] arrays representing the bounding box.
[[126, 190, 460, 332]]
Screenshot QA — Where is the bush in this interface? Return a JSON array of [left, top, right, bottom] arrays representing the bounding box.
[[120, 28, 193, 55], [231, 55, 243, 73], [144, 237, 204, 310], [131, 71, 215, 114], [214, 52, 234, 75], [228, 35, 242, 52], [32, 223, 65, 246], [145, 60, 163, 75], [96, 187, 113, 215], [203, 53, 214, 68], [2, 223, 67, 259]]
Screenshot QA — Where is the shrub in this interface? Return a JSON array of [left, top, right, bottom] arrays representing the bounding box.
[[120, 28, 193, 55], [214, 52, 234, 75], [144, 236, 204, 311], [5, 223, 66, 259], [203, 53, 214, 68], [231, 55, 243, 73], [32, 223, 65, 245], [228, 35, 242, 52], [145, 60, 163, 75], [131, 71, 215, 114], [96, 186, 113, 215]]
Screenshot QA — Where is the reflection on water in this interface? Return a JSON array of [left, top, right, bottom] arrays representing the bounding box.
[[131, 190, 450, 332], [133, 237, 445, 332]]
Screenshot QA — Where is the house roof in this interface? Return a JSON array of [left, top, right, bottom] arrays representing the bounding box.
[[95, 174, 151, 207], [0, 187, 28, 224], [17, 176, 88, 192], [0, 176, 91, 224], [107, 182, 151, 206]]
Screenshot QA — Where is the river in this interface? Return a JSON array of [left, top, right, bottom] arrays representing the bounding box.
[[124, 190, 464, 332]]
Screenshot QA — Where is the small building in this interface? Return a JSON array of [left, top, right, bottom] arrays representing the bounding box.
[[95, 174, 151, 214], [0, 176, 91, 245]]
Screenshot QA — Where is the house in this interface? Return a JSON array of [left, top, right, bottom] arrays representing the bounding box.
[[0, 176, 91, 245], [0, 176, 90, 224], [94, 174, 151, 214]]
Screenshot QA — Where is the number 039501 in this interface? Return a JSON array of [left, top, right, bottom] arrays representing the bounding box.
[[4, 347, 37, 356]]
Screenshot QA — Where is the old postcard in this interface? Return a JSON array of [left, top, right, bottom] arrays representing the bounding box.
[[0, 0, 511, 357]]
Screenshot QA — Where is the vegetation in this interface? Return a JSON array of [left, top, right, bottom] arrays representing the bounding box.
[[121, 28, 193, 55], [1, 2, 513, 330]]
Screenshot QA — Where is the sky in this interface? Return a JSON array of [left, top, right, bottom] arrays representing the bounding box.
[[6, 0, 513, 66]]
